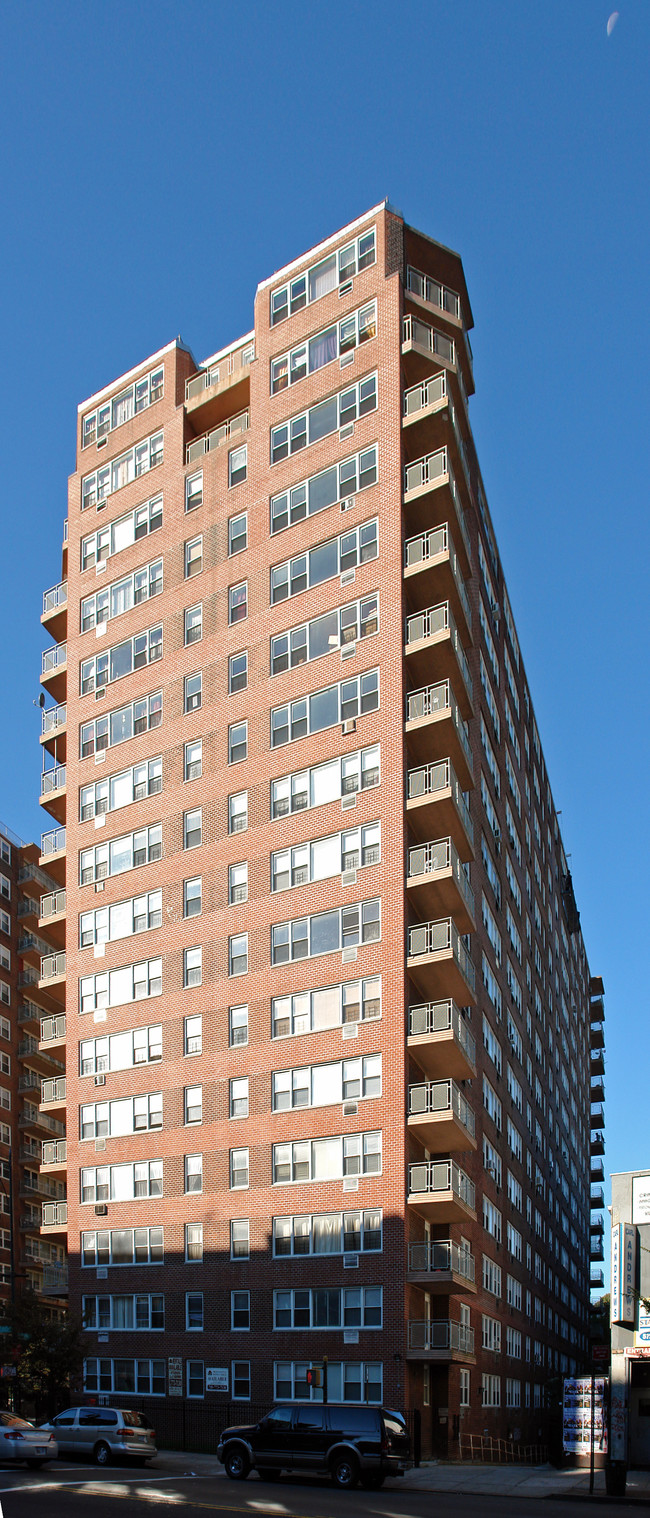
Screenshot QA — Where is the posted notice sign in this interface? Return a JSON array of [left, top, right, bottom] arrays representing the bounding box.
[[206, 1367, 229, 1392], [562, 1378, 608, 1456]]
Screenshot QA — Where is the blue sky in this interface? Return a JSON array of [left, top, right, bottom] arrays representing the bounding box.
[[0, 1, 647, 1228]]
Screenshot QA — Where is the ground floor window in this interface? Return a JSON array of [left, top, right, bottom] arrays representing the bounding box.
[[273, 1360, 382, 1403]]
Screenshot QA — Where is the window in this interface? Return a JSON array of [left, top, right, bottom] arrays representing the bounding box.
[[184, 673, 202, 714], [273, 1209, 381, 1258], [80, 1092, 162, 1139], [482, 1374, 501, 1408], [183, 878, 202, 918], [229, 1078, 249, 1119], [273, 1360, 382, 1404], [230, 1147, 249, 1188], [183, 809, 202, 850], [231, 1291, 250, 1331], [228, 513, 247, 556], [229, 1005, 248, 1046], [271, 521, 378, 604], [82, 1294, 164, 1331], [80, 756, 162, 822], [81, 1227, 163, 1267], [270, 445, 378, 534], [229, 933, 248, 976], [185, 1223, 203, 1262], [229, 583, 248, 624], [79, 823, 162, 885], [183, 947, 202, 988], [482, 1315, 501, 1353], [228, 722, 247, 764], [272, 1054, 381, 1111], [271, 595, 378, 676], [231, 1219, 249, 1259], [81, 495, 162, 570], [80, 889, 162, 947], [270, 230, 376, 325], [232, 1361, 250, 1401], [81, 1161, 163, 1203], [79, 690, 162, 760], [185, 537, 203, 578], [187, 1360, 204, 1399], [229, 862, 248, 905], [483, 1255, 502, 1298], [272, 975, 381, 1037], [84, 1358, 166, 1396], [229, 652, 248, 694], [270, 375, 378, 464], [79, 958, 162, 1015], [184, 1015, 202, 1056], [82, 367, 163, 447], [272, 899, 380, 964], [184, 1086, 202, 1125], [272, 1130, 381, 1185], [81, 430, 163, 509], [272, 821, 379, 892], [80, 624, 162, 696], [186, 472, 203, 512], [184, 1155, 203, 1195], [81, 558, 163, 633], [270, 300, 377, 394], [184, 605, 203, 645], [79, 1024, 162, 1076], [229, 792, 248, 834], [273, 1286, 381, 1330], [229, 445, 247, 487], [460, 1369, 470, 1407], [186, 1292, 203, 1329], [271, 668, 379, 747]]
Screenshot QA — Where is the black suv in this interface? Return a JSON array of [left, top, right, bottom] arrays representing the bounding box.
[[217, 1403, 411, 1489]]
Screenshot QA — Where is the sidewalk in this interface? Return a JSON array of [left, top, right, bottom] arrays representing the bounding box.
[[156, 1449, 650, 1500]]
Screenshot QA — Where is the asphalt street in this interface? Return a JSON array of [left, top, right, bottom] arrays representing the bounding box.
[[0, 1460, 634, 1518]]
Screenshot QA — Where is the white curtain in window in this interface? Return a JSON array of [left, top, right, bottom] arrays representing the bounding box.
[[313, 1137, 340, 1180], [108, 1031, 133, 1071], [311, 986, 340, 1031], [110, 770, 133, 811], [308, 256, 337, 302], [310, 834, 340, 881], [313, 1214, 340, 1254], [311, 760, 339, 808], [311, 1062, 341, 1108], [108, 1097, 133, 1136], [109, 901, 133, 941], [110, 1165, 134, 1202], [108, 967, 133, 1009]]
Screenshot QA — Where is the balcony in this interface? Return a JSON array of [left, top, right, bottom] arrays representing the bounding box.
[[19, 1107, 65, 1141], [18, 1034, 64, 1079], [41, 1140, 67, 1176], [407, 838, 475, 933], [405, 602, 473, 716], [17, 1000, 42, 1033], [40, 1014, 66, 1050], [591, 1160, 605, 1185], [35, 951, 66, 1013], [590, 1131, 605, 1157], [407, 918, 476, 1005], [18, 858, 58, 892], [186, 408, 249, 466], [40, 1077, 66, 1111], [591, 1050, 605, 1078], [406, 1319, 475, 1362], [17, 895, 39, 929], [41, 1202, 67, 1233], [402, 314, 471, 412], [39, 951, 66, 986], [407, 1158, 476, 1224], [39, 828, 65, 885], [40, 766, 67, 825], [407, 1240, 476, 1293], [403, 521, 472, 643], [591, 1270, 605, 1291], [406, 760, 474, 858], [17, 930, 51, 969], [590, 1019, 605, 1051], [408, 999, 476, 1081], [40, 703, 67, 763], [41, 1263, 69, 1296], [38, 890, 66, 950], [405, 680, 473, 791], [591, 1187, 605, 1210], [408, 1079, 477, 1153], [40, 641, 67, 703], [41, 581, 67, 641], [591, 1079, 605, 1105], [402, 442, 471, 575], [185, 342, 253, 430], [591, 1104, 605, 1129], [18, 1071, 41, 1096], [20, 1212, 42, 1236], [590, 1213, 605, 1235], [590, 1237, 605, 1263]]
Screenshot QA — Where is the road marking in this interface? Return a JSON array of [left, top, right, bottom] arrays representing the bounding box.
[[247, 1504, 289, 1514], [5, 1483, 332, 1517]]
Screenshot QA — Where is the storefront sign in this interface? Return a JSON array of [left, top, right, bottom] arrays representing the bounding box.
[[611, 1223, 636, 1324]]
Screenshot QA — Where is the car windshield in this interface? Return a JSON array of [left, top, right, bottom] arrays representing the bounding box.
[[122, 1411, 151, 1429], [0, 1413, 33, 1429]]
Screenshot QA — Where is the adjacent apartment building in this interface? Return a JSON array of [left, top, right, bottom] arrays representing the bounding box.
[[37, 201, 605, 1453]]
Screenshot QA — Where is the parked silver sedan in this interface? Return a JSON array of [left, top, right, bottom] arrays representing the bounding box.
[[0, 1410, 58, 1467]]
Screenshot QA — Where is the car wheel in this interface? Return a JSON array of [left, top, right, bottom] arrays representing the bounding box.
[[93, 1441, 112, 1466], [258, 1468, 282, 1481], [331, 1454, 359, 1489], [224, 1447, 250, 1481]]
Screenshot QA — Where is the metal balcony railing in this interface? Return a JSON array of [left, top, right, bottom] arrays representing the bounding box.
[[591, 1187, 605, 1209], [407, 918, 476, 993], [41, 767, 66, 798], [41, 643, 67, 676], [408, 999, 476, 1065], [186, 409, 249, 465], [40, 1014, 66, 1043], [404, 524, 472, 631], [408, 1079, 476, 1138], [42, 1202, 67, 1227], [408, 1240, 475, 1283], [185, 343, 254, 403], [403, 313, 455, 365], [18, 1072, 41, 1093], [41, 1077, 66, 1104], [407, 760, 473, 846], [17, 898, 39, 919], [40, 890, 66, 920], [40, 828, 65, 858], [403, 371, 448, 417], [408, 1157, 476, 1211], [406, 680, 473, 774], [405, 603, 473, 703], [406, 265, 462, 322], [42, 1140, 67, 1166], [407, 838, 475, 919], [407, 1319, 474, 1355], [40, 952, 66, 982], [41, 704, 66, 736], [42, 581, 67, 616]]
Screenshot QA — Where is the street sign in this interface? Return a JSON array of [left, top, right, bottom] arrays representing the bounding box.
[[593, 1345, 609, 1363]]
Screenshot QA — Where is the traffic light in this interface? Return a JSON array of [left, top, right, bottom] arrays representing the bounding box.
[[306, 1367, 321, 1388]]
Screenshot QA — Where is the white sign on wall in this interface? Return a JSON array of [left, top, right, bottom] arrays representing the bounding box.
[[632, 1175, 650, 1225], [206, 1367, 229, 1392]]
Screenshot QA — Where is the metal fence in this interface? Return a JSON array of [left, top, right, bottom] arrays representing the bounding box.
[[459, 1433, 548, 1465]]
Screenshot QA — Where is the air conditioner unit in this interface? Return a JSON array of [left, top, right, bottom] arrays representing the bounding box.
[[340, 352, 354, 368], [95, 1138, 106, 1152], [339, 280, 353, 298], [94, 881, 105, 893], [340, 569, 356, 587], [342, 719, 357, 735], [95, 561, 107, 575], [96, 437, 108, 450], [96, 501, 107, 512], [341, 496, 355, 512], [341, 1023, 358, 1040], [343, 1101, 358, 1117], [343, 1253, 359, 1268], [95, 688, 106, 701], [342, 947, 358, 964], [94, 1074, 106, 1087], [94, 1204, 108, 1216], [339, 424, 354, 442], [341, 870, 357, 887], [341, 794, 357, 810], [343, 1176, 359, 1191], [341, 644, 356, 661]]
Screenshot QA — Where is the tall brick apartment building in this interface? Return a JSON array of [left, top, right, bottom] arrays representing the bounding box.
[[37, 201, 606, 1453]]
